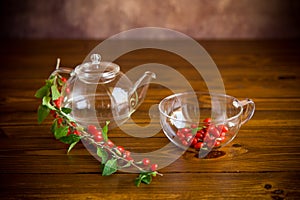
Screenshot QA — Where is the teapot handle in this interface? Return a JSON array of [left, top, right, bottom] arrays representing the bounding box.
[[239, 98, 255, 126]]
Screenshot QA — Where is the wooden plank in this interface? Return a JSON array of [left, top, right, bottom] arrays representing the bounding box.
[[0, 127, 299, 174], [1, 91, 300, 114], [0, 39, 299, 199], [0, 173, 299, 199], [1, 110, 299, 127]]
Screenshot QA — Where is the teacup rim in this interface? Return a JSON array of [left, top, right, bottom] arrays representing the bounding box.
[[158, 91, 244, 125]]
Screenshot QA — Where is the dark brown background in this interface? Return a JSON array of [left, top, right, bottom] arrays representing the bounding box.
[[1, 0, 300, 39]]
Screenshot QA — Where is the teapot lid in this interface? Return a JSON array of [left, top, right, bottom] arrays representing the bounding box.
[[75, 54, 120, 83]]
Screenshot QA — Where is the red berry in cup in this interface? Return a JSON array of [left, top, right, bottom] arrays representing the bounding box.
[[182, 140, 189, 146], [180, 122, 229, 151], [191, 138, 198, 146], [176, 131, 185, 140], [220, 132, 226, 137], [208, 126, 220, 138], [150, 163, 158, 171], [191, 124, 198, 129], [181, 128, 191, 134], [219, 136, 226, 142], [194, 142, 204, 150], [198, 129, 205, 134], [203, 117, 212, 125], [87, 125, 98, 135], [218, 124, 229, 133], [185, 133, 193, 141], [214, 141, 221, 147], [195, 132, 203, 139], [185, 133, 194, 144], [142, 158, 150, 166]]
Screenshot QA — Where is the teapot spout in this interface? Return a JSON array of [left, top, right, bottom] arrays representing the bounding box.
[[130, 71, 156, 110]]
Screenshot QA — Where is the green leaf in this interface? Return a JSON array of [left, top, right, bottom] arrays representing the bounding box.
[[59, 134, 81, 144], [35, 85, 50, 98], [57, 77, 63, 86], [141, 174, 152, 184], [54, 126, 69, 139], [51, 85, 61, 100], [61, 107, 72, 114], [67, 140, 80, 154], [102, 158, 118, 176], [99, 163, 105, 172], [135, 172, 154, 187], [191, 128, 197, 135], [152, 172, 157, 177], [37, 105, 50, 124], [135, 175, 143, 187], [97, 147, 108, 164], [191, 129, 196, 135], [102, 121, 109, 142], [51, 119, 58, 133], [42, 96, 55, 110], [191, 126, 204, 135], [46, 76, 55, 85]]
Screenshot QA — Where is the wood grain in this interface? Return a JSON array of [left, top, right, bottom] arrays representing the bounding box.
[[0, 40, 299, 199]]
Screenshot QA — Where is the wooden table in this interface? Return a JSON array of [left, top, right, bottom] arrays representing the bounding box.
[[0, 40, 299, 199]]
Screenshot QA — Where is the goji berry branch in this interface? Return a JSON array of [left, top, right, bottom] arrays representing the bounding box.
[[35, 62, 162, 187]]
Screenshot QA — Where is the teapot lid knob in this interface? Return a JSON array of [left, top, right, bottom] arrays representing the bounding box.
[[90, 54, 101, 64]]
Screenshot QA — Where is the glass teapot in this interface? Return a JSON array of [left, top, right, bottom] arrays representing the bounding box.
[[52, 54, 156, 129]]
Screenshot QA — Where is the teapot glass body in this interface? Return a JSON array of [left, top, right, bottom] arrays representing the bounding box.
[[53, 54, 155, 129]]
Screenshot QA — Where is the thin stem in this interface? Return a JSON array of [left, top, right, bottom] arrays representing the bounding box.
[[51, 74, 161, 176], [56, 58, 61, 70], [58, 111, 156, 174], [81, 133, 148, 173]]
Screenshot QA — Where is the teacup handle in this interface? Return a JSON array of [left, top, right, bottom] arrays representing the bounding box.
[[240, 98, 255, 125]]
